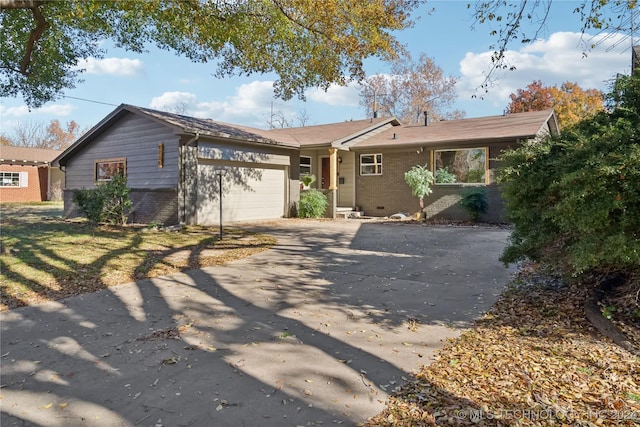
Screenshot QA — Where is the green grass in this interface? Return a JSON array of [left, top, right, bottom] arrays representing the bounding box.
[[1, 203, 275, 310]]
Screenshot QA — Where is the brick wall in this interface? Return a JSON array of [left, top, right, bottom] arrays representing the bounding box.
[[63, 188, 179, 225], [129, 189, 178, 225], [423, 184, 505, 222], [355, 150, 508, 222], [0, 165, 48, 203], [356, 151, 419, 218]]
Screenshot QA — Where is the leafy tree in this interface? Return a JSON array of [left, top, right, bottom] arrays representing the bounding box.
[[499, 69, 640, 276], [470, 1, 638, 88], [1, 0, 423, 108], [3, 119, 80, 150], [507, 80, 604, 128], [360, 53, 464, 123], [404, 164, 434, 218]]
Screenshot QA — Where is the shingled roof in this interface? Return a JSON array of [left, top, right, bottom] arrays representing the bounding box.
[[126, 105, 296, 147], [55, 104, 299, 166], [55, 104, 559, 168], [352, 109, 558, 149], [0, 146, 62, 166], [266, 117, 399, 147]]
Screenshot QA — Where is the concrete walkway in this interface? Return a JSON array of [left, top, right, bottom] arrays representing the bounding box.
[[1, 220, 513, 427]]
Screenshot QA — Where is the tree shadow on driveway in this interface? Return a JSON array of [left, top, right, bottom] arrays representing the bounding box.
[[0, 219, 513, 426]]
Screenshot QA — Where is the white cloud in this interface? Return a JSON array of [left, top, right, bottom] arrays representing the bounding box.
[[150, 81, 293, 128], [76, 57, 143, 77], [458, 31, 631, 112], [307, 82, 361, 107], [39, 104, 75, 116], [149, 91, 198, 111], [150, 79, 365, 128], [0, 103, 74, 118]]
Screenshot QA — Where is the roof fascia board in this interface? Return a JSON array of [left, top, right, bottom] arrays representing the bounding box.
[[351, 135, 536, 151], [53, 104, 127, 166], [53, 104, 186, 166], [194, 133, 299, 150], [330, 117, 400, 147]]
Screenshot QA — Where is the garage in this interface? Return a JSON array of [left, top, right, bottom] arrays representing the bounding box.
[[195, 160, 288, 226]]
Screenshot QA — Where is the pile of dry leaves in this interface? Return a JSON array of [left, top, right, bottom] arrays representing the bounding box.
[[367, 265, 640, 426]]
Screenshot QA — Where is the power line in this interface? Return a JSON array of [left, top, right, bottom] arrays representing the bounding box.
[[62, 95, 118, 107]]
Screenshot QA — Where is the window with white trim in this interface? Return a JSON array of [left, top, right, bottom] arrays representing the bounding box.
[[300, 156, 312, 176], [95, 158, 126, 182], [0, 172, 21, 187], [360, 153, 382, 175], [434, 148, 487, 184]]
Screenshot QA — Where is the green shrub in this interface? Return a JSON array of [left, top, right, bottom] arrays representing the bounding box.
[[459, 187, 488, 222], [298, 189, 328, 218], [73, 187, 104, 222], [73, 174, 132, 225], [100, 174, 132, 225], [434, 167, 457, 183], [498, 70, 640, 275]]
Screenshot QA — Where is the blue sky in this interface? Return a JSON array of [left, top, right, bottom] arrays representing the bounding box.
[[1, 1, 637, 136]]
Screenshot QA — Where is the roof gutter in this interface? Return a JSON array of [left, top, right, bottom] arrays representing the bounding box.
[[185, 132, 200, 146]]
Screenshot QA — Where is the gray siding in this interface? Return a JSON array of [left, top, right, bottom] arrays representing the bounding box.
[[65, 113, 180, 190]]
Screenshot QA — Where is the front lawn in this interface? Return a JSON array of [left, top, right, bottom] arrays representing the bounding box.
[[0, 203, 275, 311]]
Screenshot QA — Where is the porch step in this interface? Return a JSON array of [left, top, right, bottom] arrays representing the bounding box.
[[336, 207, 364, 219]]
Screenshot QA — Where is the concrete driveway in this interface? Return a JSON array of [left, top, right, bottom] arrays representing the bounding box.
[[0, 220, 513, 427]]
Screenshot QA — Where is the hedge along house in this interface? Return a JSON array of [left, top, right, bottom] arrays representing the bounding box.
[[54, 104, 300, 225], [0, 146, 64, 202]]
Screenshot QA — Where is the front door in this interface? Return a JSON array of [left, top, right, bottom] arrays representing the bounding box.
[[321, 157, 330, 189]]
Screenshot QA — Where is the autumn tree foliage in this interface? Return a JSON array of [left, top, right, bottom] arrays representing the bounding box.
[[0, 0, 423, 108], [359, 53, 464, 124], [2, 119, 81, 150], [507, 80, 604, 128]]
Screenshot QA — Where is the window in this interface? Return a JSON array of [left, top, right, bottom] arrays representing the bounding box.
[[360, 154, 382, 175], [300, 156, 312, 176], [0, 172, 21, 187], [95, 158, 126, 182], [434, 148, 487, 184]]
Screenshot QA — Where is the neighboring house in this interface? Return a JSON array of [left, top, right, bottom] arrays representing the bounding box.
[[0, 146, 64, 202], [54, 104, 558, 225]]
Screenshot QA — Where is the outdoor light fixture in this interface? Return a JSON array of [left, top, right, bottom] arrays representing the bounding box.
[[215, 169, 228, 240]]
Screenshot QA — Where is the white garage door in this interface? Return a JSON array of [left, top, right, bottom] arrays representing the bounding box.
[[196, 163, 286, 225]]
